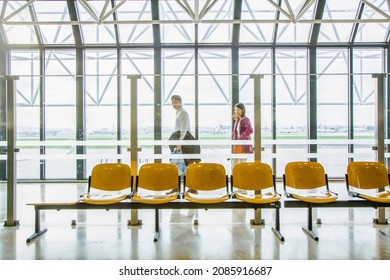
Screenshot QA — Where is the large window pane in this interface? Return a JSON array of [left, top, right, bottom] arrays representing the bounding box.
[[318, 0, 357, 43], [317, 49, 349, 177], [198, 49, 231, 171], [3, 1, 37, 44], [34, 1, 74, 45], [45, 50, 76, 179], [121, 49, 154, 166], [275, 49, 308, 176], [85, 50, 118, 172], [116, 0, 153, 44], [239, 49, 272, 167], [355, 0, 390, 43], [160, 50, 195, 169], [198, 0, 233, 43], [11, 51, 40, 179], [76, 1, 117, 44], [353, 49, 384, 162], [160, 1, 194, 43]]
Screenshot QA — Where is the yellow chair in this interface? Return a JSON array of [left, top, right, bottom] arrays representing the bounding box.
[[346, 161, 390, 204], [283, 161, 338, 240], [184, 163, 229, 204], [232, 162, 284, 241], [132, 163, 180, 204], [132, 163, 180, 241], [80, 163, 132, 205]]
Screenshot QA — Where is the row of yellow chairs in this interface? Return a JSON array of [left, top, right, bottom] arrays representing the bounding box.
[[82, 161, 390, 205], [80, 161, 390, 241], [80, 162, 283, 241], [81, 162, 282, 206]]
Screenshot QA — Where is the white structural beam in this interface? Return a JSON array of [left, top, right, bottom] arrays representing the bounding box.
[[266, 0, 294, 21], [100, 0, 127, 23], [76, 0, 99, 22], [175, 0, 195, 20], [3, 0, 36, 22], [361, 0, 390, 20], [295, 0, 316, 22]]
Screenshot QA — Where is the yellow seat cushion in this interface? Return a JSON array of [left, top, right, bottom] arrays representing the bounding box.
[[184, 192, 229, 204], [81, 193, 128, 205], [132, 192, 178, 204], [291, 192, 337, 204], [234, 191, 280, 204], [360, 191, 390, 203]]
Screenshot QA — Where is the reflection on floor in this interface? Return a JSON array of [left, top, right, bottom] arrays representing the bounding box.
[[0, 182, 389, 260]]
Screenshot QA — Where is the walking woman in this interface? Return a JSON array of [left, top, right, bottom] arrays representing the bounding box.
[[231, 102, 253, 167]]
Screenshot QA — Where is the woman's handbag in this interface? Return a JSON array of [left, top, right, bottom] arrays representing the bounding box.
[[233, 145, 243, 154]]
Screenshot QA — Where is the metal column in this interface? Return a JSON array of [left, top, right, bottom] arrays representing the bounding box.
[[128, 75, 142, 226], [251, 74, 263, 162], [4, 76, 19, 227], [373, 73, 387, 224], [250, 74, 264, 225]]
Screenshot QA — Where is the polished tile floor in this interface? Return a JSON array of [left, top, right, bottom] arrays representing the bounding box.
[[0, 182, 390, 260]]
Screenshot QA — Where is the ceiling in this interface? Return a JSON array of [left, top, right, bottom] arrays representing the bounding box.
[[0, 0, 389, 47]]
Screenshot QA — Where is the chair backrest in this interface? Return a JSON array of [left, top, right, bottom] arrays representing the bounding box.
[[186, 163, 226, 191], [347, 161, 389, 190], [90, 163, 131, 191], [138, 163, 179, 191], [232, 162, 274, 191], [284, 161, 326, 189]]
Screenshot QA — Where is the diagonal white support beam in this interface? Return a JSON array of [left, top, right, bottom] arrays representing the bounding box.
[[388, 0, 390, 15], [194, 0, 199, 22], [3, 0, 36, 22], [361, 0, 390, 19], [266, 0, 293, 21], [100, 0, 127, 22], [77, 0, 99, 22], [199, 0, 219, 21], [284, 0, 295, 21], [99, 0, 111, 21], [175, 0, 195, 20], [0, 0, 8, 21], [295, 0, 316, 22]]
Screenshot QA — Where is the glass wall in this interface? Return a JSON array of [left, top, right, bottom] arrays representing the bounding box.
[[317, 49, 349, 177], [239, 49, 272, 167], [274, 49, 308, 176], [161, 49, 195, 139], [44, 50, 76, 179], [85, 49, 118, 173], [2, 1, 389, 181], [198, 49, 231, 171], [6, 48, 387, 180], [121, 49, 154, 166], [11, 51, 40, 179], [353, 49, 385, 162]]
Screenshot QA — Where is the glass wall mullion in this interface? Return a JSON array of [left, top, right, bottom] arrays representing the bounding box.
[[0, 41, 7, 180], [152, 0, 161, 162], [154, 47, 162, 162], [387, 46, 390, 169], [117, 48, 122, 161], [308, 47, 317, 162], [76, 48, 86, 180], [39, 49, 46, 179], [271, 48, 276, 174], [195, 24, 199, 138], [348, 47, 354, 163]]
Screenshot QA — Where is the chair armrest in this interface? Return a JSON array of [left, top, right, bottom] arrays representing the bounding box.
[[284, 191, 293, 198], [329, 190, 338, 196], [347, 190, 359, 198]]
